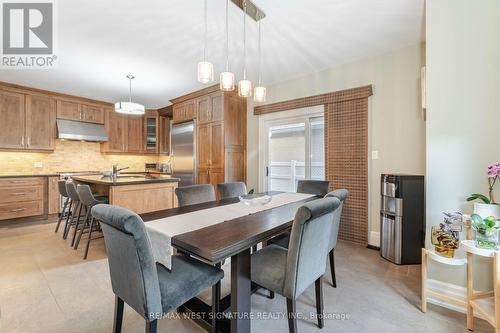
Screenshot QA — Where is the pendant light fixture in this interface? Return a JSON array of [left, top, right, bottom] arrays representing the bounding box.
[[220, 0, 235, 91], [115, 74, 145, 115], [238, 2, 252, 98], [197, 0, 214, 84], [254, 19, 266, 102]]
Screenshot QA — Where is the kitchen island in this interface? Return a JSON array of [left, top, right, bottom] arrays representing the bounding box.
[[71, 174, 179, 214]]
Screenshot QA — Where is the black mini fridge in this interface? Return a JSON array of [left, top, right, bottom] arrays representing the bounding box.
[[380, 174, 425, 264]]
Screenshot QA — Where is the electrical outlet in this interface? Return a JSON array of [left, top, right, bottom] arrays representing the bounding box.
[[34, 161, 43, 168], [371, 151, 379, 160]]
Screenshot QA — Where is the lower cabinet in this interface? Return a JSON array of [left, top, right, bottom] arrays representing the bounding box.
[[48, 176, 60, 214], [0, 177, 45, 221]]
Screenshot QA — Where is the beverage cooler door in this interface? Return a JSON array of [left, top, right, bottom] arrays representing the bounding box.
[[380, 212, 403, 264]]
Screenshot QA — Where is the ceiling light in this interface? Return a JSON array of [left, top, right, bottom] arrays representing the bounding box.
[[220, 0, 235, 91], [254, 19, 266, 102], [115, 74, 145, 115], [198, 0, 214, 84], [238, 3, 252, 98]]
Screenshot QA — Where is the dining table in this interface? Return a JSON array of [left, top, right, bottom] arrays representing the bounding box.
[[140, 191, 318, 333]]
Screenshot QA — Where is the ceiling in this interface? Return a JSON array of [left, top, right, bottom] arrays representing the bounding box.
[[0, 0, 425, 108]]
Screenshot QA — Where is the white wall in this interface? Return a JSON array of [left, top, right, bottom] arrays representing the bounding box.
[[247, 43, 426, 242], [426, 0, 500, 288]]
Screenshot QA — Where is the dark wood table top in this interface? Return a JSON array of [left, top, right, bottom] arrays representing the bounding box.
[[140, 191, 318, 263]]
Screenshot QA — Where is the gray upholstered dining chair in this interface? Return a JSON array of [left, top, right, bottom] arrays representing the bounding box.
[[63, 182, 84, 244], [296, 180, 331, 196], [251, 197, 341, 333], [91, 204, 224, 333], [175, 184, 216, 207], [325, 189, 349, 288], [217, 182, 247, 199], [55, 180, 71, 234]]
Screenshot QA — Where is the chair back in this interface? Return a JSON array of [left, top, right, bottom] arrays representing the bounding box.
[[65, 182, 80, 202], [76, 184, 100, 207], [175, 184, 216, 207], [296, 180, 331, 196], [284, 197, 340, 299], [91, 204, 162, 320], [325, 189, 349, 250], [58, 180, 69, 198], [217, 182, 247, 199]]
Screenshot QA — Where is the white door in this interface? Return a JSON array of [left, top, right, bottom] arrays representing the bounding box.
[[264, 115, 325, 192]]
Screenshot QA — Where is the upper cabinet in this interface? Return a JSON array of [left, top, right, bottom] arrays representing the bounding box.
[[159, 116, 170, 155], [101, 108, 126, 153], [144, 110, 159, 154], [56, 99, 104, 124], [172, 99, 196, 124], [0, 90, 55, 151]]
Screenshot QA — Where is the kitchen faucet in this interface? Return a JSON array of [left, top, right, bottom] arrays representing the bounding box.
[[112, 164, 129, 177]]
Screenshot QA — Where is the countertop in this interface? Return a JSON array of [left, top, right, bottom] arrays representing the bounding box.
[[71, 174, 180, 186], [0, 174, 59, 178]]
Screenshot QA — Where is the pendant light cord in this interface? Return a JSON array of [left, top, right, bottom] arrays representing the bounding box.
[[203, 0, 208, 61], [225, 0, 229, 71], [128, 76, 132, 103], [258, 20, 262, 86], [243, 1, 247, 79]]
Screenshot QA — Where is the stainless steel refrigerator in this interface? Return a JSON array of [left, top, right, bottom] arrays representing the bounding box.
[[171, 121, 196, 187]]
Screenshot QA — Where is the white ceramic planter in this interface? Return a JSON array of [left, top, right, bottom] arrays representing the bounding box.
[[474, 202, 500, 219]]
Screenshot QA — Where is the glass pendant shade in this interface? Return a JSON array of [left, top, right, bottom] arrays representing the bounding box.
[[198, 61, 214, 84], [254, 86, 266, 102], [220, 71, 235, 91], [238, 79, 252, 98], [115, 102, 145, 115]]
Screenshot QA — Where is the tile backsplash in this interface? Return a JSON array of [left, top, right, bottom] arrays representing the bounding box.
[[0, 140, 161, 175]]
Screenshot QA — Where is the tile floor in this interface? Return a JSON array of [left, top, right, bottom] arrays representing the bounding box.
[[0, 219, 493, 333]]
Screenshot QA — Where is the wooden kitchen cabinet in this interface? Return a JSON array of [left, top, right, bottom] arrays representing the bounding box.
[[25, 95, 56, 150], [144, 110, 159, 153], [173, 100, 196, 123], [0, 90, 25, 149], [81, 104, 104, 124], [101, 108, 126, 153], [57, 100, 81, 121], [159, 116, 171, 155], [0, 177, 44, 221], [126, 115, 144, 153], [48, 176, 60, 214]]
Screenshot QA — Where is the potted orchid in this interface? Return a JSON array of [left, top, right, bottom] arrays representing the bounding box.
[[467, 163, 500, 220]]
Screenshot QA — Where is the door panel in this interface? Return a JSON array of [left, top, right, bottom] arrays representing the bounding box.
[[196, 96, 210, 124], [25, 95, 55, 150], [210, 93, 224, 122], [210, 122, 224, 169], [197, 169, 210, 184], [126, 116, 144, 153], [197, 123, 211, 169], [57, 100, 81, 121], [209, 169, 225, 189], [82, 104, 104, 124], [159, 116, 170, 155], [184, 100, 196, 120], [104, 109, 126, 152], [0, 91, 25, 149]]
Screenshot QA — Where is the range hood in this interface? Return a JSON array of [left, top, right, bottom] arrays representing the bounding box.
[[57, 119, 108, 142]]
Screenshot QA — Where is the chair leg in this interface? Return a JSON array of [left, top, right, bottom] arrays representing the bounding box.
[[71, 204, 84, 247], [268, 290, 275, 299], [286, 298, 297, 333], [211, 280, 221, 333], [62, 201, 73, 239], [55, 198, 68, 233], [146, 319, 157, 333], [315, 277, 324, 328], [329, 249, 337, 288], [113, 296, 124, 333], [83, 217, 95, 259], [74, 208, 90, 250]]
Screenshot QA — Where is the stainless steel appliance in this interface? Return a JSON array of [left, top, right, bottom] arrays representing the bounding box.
[[59, 171, 102, 215], [145, 163, 171, 174], [380, 174, 424, 264], [56, 119, 108, 142], [170, 121, 196, 186]]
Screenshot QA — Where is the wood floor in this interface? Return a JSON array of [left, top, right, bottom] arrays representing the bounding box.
[[0, 219, 493, 333]]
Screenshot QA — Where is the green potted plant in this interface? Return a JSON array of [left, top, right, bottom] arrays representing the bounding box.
[[467, 163, 500, 219], [471, 214, 499, 249]]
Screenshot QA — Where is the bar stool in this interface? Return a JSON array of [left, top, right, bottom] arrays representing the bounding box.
[[74, 184, 108, 259], [63, 182, 85, 244], [55, 180, 71, 233]]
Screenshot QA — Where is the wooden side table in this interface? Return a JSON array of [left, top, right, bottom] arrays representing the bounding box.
[[461, 240, 498, 332], [421, 247, 467, 312]]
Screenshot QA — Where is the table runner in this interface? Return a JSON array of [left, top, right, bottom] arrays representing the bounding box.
[[145, 192, 314, 269]]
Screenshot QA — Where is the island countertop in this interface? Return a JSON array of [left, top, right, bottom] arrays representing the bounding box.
[[71, 174, 180, 186]]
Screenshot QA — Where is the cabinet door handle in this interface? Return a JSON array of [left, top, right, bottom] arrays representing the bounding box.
[[21, 135, 24, 146], [27, 136, 30, 147], [12, 193, 26, 196], [11, 208, 26, 212]]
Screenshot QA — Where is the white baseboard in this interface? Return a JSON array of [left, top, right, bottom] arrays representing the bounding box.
[[426, 279, 486, 320], [369, 231, 380, 247]]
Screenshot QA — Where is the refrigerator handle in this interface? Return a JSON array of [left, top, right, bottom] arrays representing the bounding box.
[[266, 166, 269, 177]]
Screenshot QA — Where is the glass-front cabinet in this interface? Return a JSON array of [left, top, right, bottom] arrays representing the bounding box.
[[144, 110, 159, 153]]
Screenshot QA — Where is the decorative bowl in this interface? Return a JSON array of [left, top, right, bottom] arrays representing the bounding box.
[[238, 194, 272, 206]]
